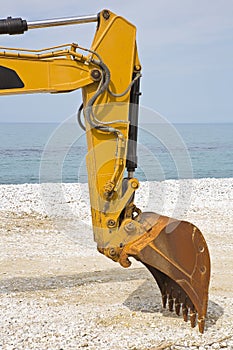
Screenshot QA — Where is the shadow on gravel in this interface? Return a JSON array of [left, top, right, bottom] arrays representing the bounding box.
[[0, 265, 223, 330], [0, 266, 147, 294], [124, 279, 224, 330], [205, 299, 224, 330]]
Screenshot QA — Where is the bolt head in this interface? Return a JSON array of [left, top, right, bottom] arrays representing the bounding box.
[[102, 10, 110, 20], [135, 65, 141, 71], [90, 69, 101, 82], [131, 181, 138, 189], [107, 219, 116, 228], [124, 221, 136, 233], [109, 248, 116, 256]]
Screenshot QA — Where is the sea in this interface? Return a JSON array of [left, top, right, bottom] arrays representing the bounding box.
[[0, 122, 232, 184]]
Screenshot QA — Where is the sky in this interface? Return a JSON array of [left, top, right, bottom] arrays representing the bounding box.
[[0, 0, 232, 123]]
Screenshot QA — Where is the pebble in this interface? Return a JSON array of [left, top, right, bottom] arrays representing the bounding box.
[[0, 179, 233, 349]]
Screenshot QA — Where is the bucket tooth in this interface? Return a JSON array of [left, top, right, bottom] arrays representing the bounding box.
[[162, 293, 167, 308], [190, 306, 197, 328], [175, 296, 181, 316], [168, 292, 174, 312], [182, 302, 188, 322], [198, 317, 205, 334]]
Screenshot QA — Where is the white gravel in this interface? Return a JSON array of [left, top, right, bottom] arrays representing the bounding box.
[[0, 178, 233, 349]]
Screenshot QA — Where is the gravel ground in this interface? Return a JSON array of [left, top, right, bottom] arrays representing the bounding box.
[[0, 178, 233, 349]]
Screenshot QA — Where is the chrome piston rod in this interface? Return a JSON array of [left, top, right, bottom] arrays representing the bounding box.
[[27, 14, 98, 30]]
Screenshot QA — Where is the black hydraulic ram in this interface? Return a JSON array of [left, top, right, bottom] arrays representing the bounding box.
[[126, 71, 141, 175], [0, 14, 98, 35], [0, 17, 28, 35]]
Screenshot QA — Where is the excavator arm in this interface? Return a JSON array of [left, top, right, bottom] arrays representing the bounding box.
[[0, 9, 210, 333]]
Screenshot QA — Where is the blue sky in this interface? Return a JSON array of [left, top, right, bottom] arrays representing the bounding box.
[[0, 0, 232, 123]]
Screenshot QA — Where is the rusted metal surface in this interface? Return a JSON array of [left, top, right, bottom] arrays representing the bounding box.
[[123, 212, 211, 333]]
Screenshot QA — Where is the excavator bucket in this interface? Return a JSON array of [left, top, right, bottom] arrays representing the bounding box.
[[123, 212, 211, 333]]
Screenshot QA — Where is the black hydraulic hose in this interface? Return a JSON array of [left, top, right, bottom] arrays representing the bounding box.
[[85, 58, 125, 139], [85, 58, 114, 132], [77, 103, 86, 131]]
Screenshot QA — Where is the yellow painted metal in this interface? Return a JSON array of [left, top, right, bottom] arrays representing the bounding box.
[[0, 9, 211, 332], [82, 10, 140, 248], [0, 47, 95, 94]]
